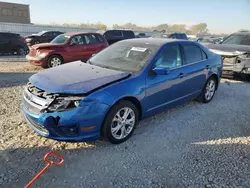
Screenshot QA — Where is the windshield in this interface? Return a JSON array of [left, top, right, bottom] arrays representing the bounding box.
[[89, 41, 160, 72], [222, 34, 250, 45], [37, 31, 46, 36], [51, 35, 70, 44]]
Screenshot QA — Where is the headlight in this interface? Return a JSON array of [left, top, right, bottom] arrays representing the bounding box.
[[38, 53, 48, 58], [47, 96, 83, 112]]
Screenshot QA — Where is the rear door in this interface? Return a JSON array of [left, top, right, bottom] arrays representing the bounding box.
[[179, 42, 208, 94], [81, 34, 106, 61]]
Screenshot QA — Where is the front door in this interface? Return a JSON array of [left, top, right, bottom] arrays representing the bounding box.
[[144, 43, 188, 114]]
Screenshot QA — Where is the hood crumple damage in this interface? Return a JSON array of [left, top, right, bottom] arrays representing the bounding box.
[[204, 43, 250, 57], [29, 61, 130, 94], [204, 44, 250, 72]]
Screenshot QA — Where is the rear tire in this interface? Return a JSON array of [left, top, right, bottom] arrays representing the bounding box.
[[47, 55, 63, 68], [198, 76, 217, 103], [102, 100, 139, 144]]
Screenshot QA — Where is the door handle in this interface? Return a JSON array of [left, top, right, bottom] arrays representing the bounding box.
[[178, 73, 185, 78]]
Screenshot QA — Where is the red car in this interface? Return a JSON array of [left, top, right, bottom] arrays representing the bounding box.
[[26, 32, 108, 68]]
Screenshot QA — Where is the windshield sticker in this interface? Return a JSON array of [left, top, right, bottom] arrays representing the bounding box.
[[131, 47, 147, 52]]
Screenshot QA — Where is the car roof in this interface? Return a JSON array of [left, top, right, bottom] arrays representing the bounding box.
[[63, 32, 101, 36], [118, 38, 188, 46]]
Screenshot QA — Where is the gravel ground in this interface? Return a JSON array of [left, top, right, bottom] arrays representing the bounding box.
[[1, 63, 250, 188], [0, 56, 27, 62]]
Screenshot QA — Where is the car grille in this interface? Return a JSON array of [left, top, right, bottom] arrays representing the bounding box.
[[22, 83, 55, 115]]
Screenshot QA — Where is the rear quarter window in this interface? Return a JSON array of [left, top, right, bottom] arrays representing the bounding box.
[[95, 34, 105, 42], [182, 44, 204, 64]]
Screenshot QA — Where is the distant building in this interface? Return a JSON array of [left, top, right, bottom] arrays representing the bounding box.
[[0, 1, 30, 24]]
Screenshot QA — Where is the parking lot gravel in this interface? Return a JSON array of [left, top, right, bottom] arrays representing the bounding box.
[[1, 63, 250, 188]]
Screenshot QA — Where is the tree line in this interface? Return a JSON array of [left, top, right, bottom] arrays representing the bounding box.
[[50, 22, 212, 35]]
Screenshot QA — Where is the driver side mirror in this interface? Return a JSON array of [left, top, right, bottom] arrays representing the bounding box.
[[152, 67, 170, 75]]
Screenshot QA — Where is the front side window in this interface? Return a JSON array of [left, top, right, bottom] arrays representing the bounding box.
[[89, 41, 159, 72], [155, 45, 182, 69], [222, 34, 250, 45], [182, 44, 203, 65]]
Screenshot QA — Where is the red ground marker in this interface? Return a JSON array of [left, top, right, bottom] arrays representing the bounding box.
[[24, 151, 64, 188]]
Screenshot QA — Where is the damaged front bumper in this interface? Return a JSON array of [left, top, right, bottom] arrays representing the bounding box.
[[22, 84, 110, 141], [210, 49, 250, 74]]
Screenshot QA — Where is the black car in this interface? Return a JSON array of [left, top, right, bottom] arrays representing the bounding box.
[[0, 32, 29, 55], [204, 31, 250, 78], [136, 33, 150, 38], [98, 29, 135, 45], [151, 32, 188, 40], [24, 31, 64, 46]]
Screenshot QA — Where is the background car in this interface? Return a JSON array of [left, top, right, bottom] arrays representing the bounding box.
[[151, 32, 188, 40], [204, 31, 250, 79], [98, 29, 135, 45], [135, 33, 150, 38], [22, 38, 222, 144], [24, 31, 64, 46], [0, 32, 29, 55], [26, 32, 108, 68]]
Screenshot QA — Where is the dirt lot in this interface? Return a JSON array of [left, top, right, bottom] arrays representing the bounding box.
[[1, 62, 250, 188]]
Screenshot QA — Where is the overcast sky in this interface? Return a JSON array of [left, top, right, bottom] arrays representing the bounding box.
[[3, 0, 250, 34]]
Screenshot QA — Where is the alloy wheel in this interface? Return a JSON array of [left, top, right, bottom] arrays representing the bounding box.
[[111, 107, 136, 140], [205, 79, 216, 101]]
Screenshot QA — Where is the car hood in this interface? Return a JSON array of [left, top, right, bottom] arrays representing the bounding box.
[[29, 61, 130, 94], [204, 43, 250, 56], [32, 43, 65, 50]]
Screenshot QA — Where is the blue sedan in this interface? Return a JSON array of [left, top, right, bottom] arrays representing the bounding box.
[[22, 38, 222, 144]]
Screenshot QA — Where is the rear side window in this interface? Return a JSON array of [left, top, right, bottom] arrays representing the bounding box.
[[112, 31, 123, 37], [52, 32, 60, 36], [84, 34, 100, 44], [182, 44, 205, 65], [123, 31, 135, 38], [181, 34, 188, 40]]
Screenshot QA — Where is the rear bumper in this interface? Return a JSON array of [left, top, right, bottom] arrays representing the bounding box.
[[222, 56, 250, 75]]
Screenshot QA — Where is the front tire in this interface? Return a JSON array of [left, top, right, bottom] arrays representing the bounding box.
[[102, 100, 139, 144], [198, 76, 217, 103], [47, 55, 63, 68]]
